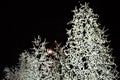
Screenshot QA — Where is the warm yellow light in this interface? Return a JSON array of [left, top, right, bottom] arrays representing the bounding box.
[[47, 49, 53, 54]]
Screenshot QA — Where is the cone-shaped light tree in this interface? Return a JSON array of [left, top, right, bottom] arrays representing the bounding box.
[[63, 3, 119, 80], [3, 36, 64, 80]]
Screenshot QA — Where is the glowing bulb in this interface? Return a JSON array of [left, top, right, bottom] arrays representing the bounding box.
[[48, 50, 52, 53], [47, 49, 53, 55]]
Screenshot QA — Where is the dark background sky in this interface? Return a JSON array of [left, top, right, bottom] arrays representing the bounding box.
[[1, 0, 120, 78]]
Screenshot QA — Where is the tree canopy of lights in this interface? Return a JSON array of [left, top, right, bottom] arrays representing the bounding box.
[[3, 36, 64, 80], [62, 3, 119, 80], [2, 2, 119, 80]]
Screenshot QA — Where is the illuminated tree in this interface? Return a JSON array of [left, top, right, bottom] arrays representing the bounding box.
[[63, 3, 119, 80], [3, 36, 64, 80], [3, 2, 119, 80]]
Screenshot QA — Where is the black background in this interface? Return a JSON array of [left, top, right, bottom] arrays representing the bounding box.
[[1, 0, 120, 79]]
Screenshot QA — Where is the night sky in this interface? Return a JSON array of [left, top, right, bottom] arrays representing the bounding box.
[[1, 0, 120, 78]]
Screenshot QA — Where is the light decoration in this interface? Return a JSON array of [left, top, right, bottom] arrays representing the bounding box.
[[47, 49, 54, 55]]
